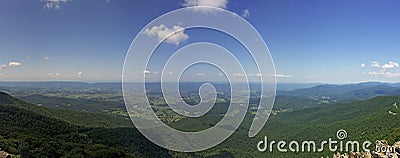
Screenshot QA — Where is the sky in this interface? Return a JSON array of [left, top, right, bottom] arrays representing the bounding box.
[[1, 0, 400, 83]]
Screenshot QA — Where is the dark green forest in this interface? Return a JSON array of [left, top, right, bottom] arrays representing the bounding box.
[[1, 82, 400, 157], [0, 92, 169, 158]]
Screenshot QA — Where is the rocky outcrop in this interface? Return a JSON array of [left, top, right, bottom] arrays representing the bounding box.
[[0, 148, 10, 158], [333, 140, 400, 158]]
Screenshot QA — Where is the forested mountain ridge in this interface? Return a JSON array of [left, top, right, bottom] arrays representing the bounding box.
[[282, 82, 400, 103], [0, 92, 171, 157], [1, 92, 132, 128]]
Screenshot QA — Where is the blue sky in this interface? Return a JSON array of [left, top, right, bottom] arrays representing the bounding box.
[[1, 0, 400, 83]]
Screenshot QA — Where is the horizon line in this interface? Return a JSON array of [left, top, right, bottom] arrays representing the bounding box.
[[0, 80, 398, 85]]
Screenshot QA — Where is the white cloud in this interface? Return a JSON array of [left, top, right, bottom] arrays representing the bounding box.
[[274, 74, 293, 78], [362, 61, 400, 79], [48, 73, 60, 77], [370, 61, 380, 68], [43, 0, 71, 10], [142, 70, 151, 74], [1, 61, 22, 69], [365, 61, 398, 69], [264, 73, 293, 78], [77, 71, 83, 76], [44, 56, 50, 60], [8, 61, 21, 67], [233, 73, 245, 77], [196, 73, 205, 76], [382, 61, 399, 70], [366, 71, 384, 76], [233, 73, 262, 77], [361, 63, 366, 68], [366, 71, 400, 79], [0, 64, 6, 69], [385, 72, 400, 78], [143, 24, 189, 45], [183, 0, 228, 8], [241, 9, 250, 17]]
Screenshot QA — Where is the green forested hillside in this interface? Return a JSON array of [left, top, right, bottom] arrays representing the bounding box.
[[0, 98, 127, 157], [1, 90, 400, 157], [170, 96, 400, 157], [1, 92, 132, 128], [18, 94, 124, 113], [0, 92, 170, 157]]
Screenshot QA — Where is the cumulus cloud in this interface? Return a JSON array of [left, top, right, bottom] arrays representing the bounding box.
[[143, 24, 189, 45], [365, 71, 384, 76], [43, 0, 71, 10], [382, 61, 399, 70], [77, 71, 83, 76], [142, 70, 151, 74], [385, 72, 400, 78], [1, 61, 21, 69], [365, 71, 400, 79], [241, 9, 250, 17], [183, 0, 228, 8], [370, 61, 380, 68], [48, 73, 60, 77], [0, 64, 6, 69], [364, 61, 399, 70], [8, 61, 21, 67], [44, 56, 50, 60], [363, 61, 400, 79]]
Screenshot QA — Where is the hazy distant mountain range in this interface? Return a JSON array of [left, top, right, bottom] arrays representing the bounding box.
[[2, 81, 400, 102], [280, 82, 400, 102]]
